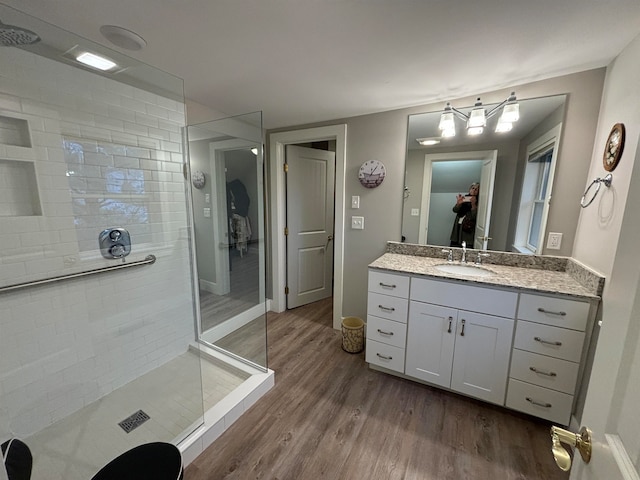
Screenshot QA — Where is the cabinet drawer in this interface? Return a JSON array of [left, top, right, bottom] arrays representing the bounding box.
[[368, 271, 410, 298], [518, 294, 590, 331], [514, 320, 585, 362], [367, 292, 409, 323], [366, 315, 407, 349], [365, 340, 405, 373], [510, 349, 580, 395], [410, 277, 517, 318], [506, 379, 573, 425]]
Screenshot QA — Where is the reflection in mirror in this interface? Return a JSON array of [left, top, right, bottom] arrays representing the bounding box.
[[403, 95, 566, 254], [187, 112, 267, 368]]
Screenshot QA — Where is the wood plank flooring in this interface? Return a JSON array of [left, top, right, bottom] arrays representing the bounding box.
[[185, 297, 568, 480]]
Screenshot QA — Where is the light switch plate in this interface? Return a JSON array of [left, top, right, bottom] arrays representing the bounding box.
[[411, 208, 419, 216], [547, 232, 562, 249], [351, 195, 360, 209], [351, 216, 364, 230], [205, 193, 210, 204]]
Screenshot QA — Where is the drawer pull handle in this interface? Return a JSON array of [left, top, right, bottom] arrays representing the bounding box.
[[534, 336, 562, 346], [379, 282, 396, 289], [447, 316, 453, 334], [529, 366, 558, 377], [378, 305, 395, 312], [376, 353, 393, 360], [377, 329, 394, 336], [460, 319, 466, 336], [537, 307, 567, 316], [526, 397, 552, 408]]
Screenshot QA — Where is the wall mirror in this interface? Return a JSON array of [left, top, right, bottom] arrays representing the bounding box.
[[402, 94, 567, 254]]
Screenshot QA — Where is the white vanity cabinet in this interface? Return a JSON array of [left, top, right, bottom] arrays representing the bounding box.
[[406, 278, 517, 404], [365, 271, 410, 373], [505, 293, 590, 425], [365, 267, 597, 424]]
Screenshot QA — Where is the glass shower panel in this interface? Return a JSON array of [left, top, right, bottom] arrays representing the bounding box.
[[0, 5, 204, 479], [187, 112, 268, 369]]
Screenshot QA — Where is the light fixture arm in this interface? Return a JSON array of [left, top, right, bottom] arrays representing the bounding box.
[[446, 103, 472, 122], [485, 92, 517, 120]]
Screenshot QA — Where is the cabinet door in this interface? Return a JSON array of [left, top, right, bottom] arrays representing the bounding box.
[[450, 311, 514, 405], [405, 302, 457, 388]]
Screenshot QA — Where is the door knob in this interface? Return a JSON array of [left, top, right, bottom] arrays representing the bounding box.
[[326, 234, 334, 248], [550, 425, 592, 471]]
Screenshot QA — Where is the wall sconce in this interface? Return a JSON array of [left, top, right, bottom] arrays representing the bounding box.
[[438, 92, 519, 137]]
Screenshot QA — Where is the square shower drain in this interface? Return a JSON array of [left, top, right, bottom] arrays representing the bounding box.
[[118, 409, 150, 433]]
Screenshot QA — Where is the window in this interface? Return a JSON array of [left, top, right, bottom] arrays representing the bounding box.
[[513, 125, 561, 254]]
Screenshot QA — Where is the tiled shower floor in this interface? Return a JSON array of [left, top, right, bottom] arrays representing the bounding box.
[[25, 348, 250, 480]]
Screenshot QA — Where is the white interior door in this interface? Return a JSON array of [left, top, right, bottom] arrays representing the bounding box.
[[286, 145, 335, 309], [474, 153, 497, 250]]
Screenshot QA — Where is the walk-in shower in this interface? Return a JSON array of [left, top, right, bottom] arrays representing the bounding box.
[[0, 5, 271, 479]]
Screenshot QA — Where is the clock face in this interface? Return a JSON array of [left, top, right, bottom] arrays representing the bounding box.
[[358, 160, 386, 188], [603, 123, 625, 172], [192, 170, 206, 189]]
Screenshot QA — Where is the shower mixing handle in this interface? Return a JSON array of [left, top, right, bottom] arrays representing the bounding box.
[[110, 244, 126, 257]]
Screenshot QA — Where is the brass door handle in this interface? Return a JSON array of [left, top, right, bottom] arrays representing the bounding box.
[[550, 426, 592, 472]]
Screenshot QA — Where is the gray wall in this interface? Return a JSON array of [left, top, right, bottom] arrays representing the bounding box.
[[190, 139, 217, 285], [268, 68, 606, 321]]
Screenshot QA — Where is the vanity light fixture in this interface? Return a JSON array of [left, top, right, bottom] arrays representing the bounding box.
[[416, 137, 441, 146], [76, 51, 117, 71], [438, 91, 519, 137]]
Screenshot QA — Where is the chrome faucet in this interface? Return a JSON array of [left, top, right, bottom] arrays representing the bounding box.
[[441, 248, 453, 262], [461, 241, 467, 263], [475, 251, 490, 265]]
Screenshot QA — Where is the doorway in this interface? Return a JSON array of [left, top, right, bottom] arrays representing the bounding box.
[[285, 144, 336, 309], [419, 150, 497, 250], [269, 125, 347, 330]]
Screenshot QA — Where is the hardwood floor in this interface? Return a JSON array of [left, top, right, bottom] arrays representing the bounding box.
[[185, 297, 568, 480]]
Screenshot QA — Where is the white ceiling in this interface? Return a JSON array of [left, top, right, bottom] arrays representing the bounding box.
[[2, 0, 640, 129]]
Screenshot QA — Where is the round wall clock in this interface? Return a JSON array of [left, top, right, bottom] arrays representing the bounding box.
[[358, 160, 386, 188], [603, 123, 625, 172], [191, 170, 206, 189]]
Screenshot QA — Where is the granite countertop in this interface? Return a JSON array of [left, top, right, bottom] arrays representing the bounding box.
[[369, 245, 604, 301]]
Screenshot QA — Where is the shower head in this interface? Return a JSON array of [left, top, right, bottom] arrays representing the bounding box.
[[0, 19, 40, 47]]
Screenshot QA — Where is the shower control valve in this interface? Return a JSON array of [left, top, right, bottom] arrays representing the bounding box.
[[99, 227, 132, 260]]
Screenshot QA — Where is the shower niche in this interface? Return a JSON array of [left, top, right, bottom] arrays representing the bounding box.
[[0, 159, 41, 217], [0, 114, 32, 148], [0, 113, 40, 217]]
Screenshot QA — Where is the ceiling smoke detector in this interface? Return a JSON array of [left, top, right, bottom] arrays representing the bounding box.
[[99, 25, 146, 51]]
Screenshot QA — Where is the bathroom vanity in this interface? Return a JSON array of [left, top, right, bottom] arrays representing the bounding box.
[[366, 242, 604, 426]]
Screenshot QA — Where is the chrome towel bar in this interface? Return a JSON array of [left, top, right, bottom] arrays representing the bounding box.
[[0, 255, 156, 294]]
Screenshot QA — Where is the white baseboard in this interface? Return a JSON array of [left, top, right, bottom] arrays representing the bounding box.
[[201, 301, 269, 343]]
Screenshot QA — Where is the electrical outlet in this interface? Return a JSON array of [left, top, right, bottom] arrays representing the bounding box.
[[203, 207, 211, 218], [351, 195, 360, 209], [411, 208, 419, 216], [547, 232, 562, 250], [351, 216, 364, 230]]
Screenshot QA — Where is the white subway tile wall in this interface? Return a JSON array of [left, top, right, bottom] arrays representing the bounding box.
[[0, 47, 197, 437]]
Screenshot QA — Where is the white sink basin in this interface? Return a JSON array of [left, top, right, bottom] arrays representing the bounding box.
[[434, 263, 495, 277]]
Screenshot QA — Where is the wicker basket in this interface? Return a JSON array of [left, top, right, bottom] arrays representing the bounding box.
[[341, 316, 365, 353]]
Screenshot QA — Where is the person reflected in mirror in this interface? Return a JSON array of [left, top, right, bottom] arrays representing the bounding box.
[[450, 182, 479, 248]]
